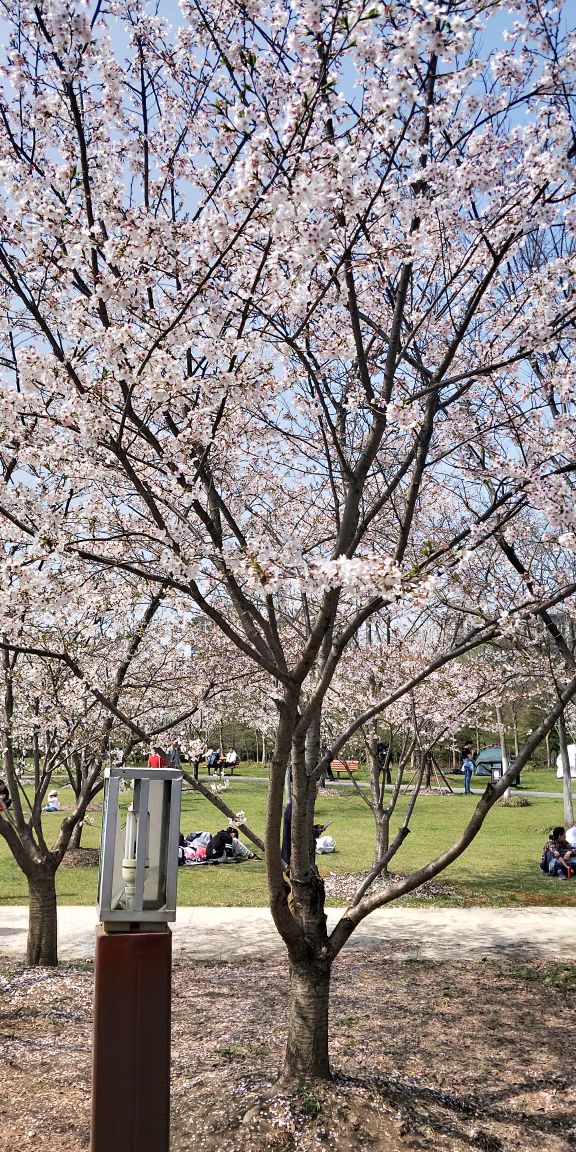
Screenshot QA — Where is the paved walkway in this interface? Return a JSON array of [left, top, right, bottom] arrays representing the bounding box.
[[2, 905, 576, 963]]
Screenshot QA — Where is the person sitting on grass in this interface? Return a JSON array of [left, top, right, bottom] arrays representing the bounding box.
[[564, 821, 576, 849], [541, 826, 576, 878], [43, 789, 61, 813]]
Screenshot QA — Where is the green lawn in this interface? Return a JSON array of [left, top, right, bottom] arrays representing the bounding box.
[[1, 773, 574, 908], [503, 764, 564, 792], [426, 764, 562, 793]]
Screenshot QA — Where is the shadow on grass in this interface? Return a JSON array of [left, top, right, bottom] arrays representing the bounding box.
[[445, 869, 576, 907]]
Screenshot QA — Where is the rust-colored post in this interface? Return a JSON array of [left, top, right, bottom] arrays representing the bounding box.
[[91, 927, 172, 1152]]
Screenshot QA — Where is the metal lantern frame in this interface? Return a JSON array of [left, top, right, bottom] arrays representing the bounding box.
[[97, 765, 182, 927]]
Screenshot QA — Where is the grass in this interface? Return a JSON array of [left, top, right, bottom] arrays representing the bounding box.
[[429, 764, 562, 794], [507, 764, 566, 792], [1, 766, 573, 908]]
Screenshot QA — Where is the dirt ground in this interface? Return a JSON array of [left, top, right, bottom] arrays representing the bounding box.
[[1, 947, 576, 1152]]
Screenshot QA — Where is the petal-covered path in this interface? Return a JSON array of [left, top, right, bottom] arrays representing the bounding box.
[[1, 904, 576, 962]]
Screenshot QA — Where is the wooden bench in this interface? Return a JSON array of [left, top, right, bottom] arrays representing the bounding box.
[[330, 759, 360, 779]]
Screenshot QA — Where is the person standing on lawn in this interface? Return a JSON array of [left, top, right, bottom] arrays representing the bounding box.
[[460, 743, 473, 770], [462, 751, 475, 795], [167, 738, 182, 770], [148, 745, 168, 770], [377, 739, 392, 785]]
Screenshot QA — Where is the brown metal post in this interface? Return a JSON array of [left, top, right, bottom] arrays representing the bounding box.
[[91, 926, 172, 1152]]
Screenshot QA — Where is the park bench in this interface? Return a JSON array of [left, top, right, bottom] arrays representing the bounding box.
[[330, 759, 360, 778]]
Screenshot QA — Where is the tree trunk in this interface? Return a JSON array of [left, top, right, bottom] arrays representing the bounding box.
[[424, 753, 432, 789], [306, 706, 322, 779], [558, 713, 574, 829], [512, 709, 519, 758], [68, 820, 83, 851], [282, 953, 332, 1081], [27, 865, 58, 966], [375, 810, 389, 867], [496, 706, 509, 798], [367, 734, 389, 866]]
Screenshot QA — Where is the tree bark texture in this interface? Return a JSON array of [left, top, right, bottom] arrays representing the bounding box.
[[282, 952, 332, 1081], [68, 821, 84, 851], [27, 866, 58, 966], [496, 705, 509, 798], [367, 733, 388, 865], [424, 753, 432, 789], [375, 810, 389, 866]]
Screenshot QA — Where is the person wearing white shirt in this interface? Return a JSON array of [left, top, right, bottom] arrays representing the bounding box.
[[225, 747, 239, 774], [43, 790, 61, 812]]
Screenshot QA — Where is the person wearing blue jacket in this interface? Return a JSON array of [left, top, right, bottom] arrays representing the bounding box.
[[462, 752, 475, 795]]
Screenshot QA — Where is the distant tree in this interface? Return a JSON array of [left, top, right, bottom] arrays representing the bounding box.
[[0, 577, 226, 964]]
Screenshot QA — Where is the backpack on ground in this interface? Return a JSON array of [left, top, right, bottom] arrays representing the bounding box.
[[316, 834, 336, 854]]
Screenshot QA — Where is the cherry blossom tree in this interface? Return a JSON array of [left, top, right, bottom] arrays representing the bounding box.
[[0, 0, 576, 1078], [321, 611, 557, 864], [0, 572, 232, 964]]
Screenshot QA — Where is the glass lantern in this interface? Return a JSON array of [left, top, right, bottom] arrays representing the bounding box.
[[97, 766, 182, 927]]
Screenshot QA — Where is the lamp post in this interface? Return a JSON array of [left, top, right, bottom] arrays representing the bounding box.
[[91, 765, 182, 1152]]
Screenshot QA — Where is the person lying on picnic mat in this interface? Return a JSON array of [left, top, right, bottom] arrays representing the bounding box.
[[540, 826, 576, 878], [179, 827, 256, 864]]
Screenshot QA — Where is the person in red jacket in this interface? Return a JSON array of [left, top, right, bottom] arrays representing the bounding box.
[[148, 745, 168, 769]]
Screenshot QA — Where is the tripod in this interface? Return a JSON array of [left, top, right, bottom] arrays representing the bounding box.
[[402, 752, 454, 794]]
